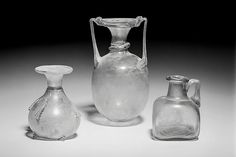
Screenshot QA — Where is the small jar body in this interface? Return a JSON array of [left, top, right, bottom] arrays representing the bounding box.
[[152, 96, 200, 140], [92, 51, 149, 121], [28, 88, 80, 139]]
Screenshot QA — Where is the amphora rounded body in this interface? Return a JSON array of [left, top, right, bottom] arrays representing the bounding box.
[[92, 51, 149, 121]]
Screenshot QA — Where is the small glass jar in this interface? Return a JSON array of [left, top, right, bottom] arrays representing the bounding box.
[[28, 65, 80, 140]]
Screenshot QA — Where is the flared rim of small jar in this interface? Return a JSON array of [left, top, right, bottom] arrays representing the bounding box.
[[93, 16, 145, 28], [35, 65, 73, 75], [166, 75, 189, 82]]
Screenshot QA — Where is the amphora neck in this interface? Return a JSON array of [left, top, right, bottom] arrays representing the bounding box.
[[93, 17, 144, 52], [108, 27, 131, 52]]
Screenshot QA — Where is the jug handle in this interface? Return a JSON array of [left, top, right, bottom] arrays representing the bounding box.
[[137, 17, 148, 69], [90, 18, 101, 68], [186, 79, 201, 107]]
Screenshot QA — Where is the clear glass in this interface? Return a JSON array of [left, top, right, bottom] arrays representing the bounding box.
[[28, 65, 80, 140], [90, 16, 149, 126], [152, 75, 201, 140]]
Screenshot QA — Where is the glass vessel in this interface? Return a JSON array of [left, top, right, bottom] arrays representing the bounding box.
[[90, 16, 149, 125], [28, 65, 80, 140], [152, 75, 200, 140]]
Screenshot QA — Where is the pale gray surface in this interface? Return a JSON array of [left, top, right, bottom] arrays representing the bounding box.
[[0, 44, 235, 156]]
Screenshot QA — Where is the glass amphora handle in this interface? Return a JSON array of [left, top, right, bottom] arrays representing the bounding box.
[[89, 18, 101, 68], [89, 17, 148, 68], [137, 17, 148, 69], [186, 79, 201, 107]]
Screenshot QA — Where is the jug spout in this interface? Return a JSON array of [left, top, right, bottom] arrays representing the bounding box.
[[166, 75, 201, 107], [166, 75, 189, 99]]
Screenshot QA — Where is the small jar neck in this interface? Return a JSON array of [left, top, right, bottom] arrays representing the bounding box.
[[167, 81, 188, 98], [44, 86, 64, 98], [45, 74, 63, 88]]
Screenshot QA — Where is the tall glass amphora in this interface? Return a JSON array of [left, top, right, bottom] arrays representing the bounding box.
[[90, 16, 149, 125]]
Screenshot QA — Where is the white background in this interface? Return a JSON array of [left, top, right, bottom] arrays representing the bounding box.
[[0, 45, 235, 157]]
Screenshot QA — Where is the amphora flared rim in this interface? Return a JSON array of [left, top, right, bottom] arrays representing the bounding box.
[[93, 16, 145, 28]]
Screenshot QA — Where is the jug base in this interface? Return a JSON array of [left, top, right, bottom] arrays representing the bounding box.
[[151, 125, 198, 141], [151, 134, 198, 141]]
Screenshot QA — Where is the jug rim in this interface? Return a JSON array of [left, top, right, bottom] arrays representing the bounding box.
[[166, 75, 189, 82]]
